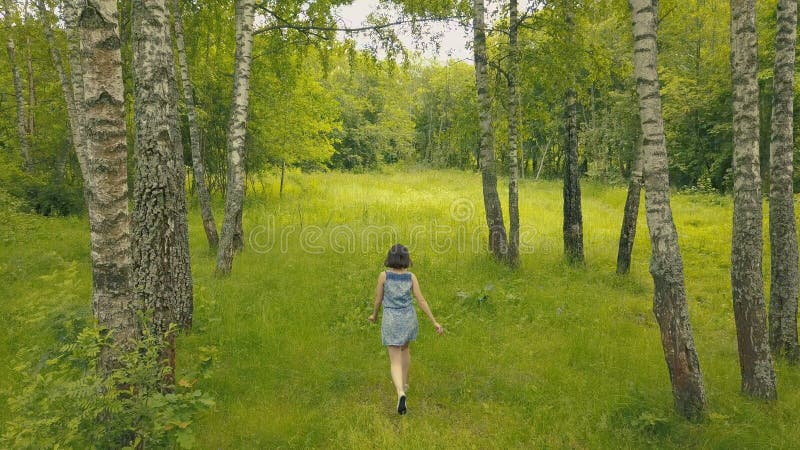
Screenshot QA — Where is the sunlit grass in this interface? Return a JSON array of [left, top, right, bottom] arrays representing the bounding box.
[[2, 169, 800, 448]]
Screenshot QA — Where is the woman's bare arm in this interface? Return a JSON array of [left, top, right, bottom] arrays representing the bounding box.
[[368, 272, 386, 322], [411, 274, 443, 334]]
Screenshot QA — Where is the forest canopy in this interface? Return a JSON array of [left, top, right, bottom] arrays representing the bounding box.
[[0, 0, 797, 214]]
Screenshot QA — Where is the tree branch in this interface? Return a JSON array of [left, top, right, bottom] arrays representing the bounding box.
[[254, 5, 466, 36]]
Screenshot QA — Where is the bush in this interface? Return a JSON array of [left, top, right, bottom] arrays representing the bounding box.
[[0, 151, 84, 216], [24, 182, 84, 217], [2, 324, 216, 449]]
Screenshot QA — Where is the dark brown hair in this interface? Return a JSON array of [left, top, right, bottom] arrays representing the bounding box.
[[384, 244, 412, 269]]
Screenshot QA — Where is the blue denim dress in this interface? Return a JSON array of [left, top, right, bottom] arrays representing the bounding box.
[[381, 271, 419, 346]]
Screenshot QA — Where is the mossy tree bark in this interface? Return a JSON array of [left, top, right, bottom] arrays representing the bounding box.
[[473, 0, 508, 262], [131, 0, 194, 336], [216, 0, 254, 275], [730, 0, 777, 399], [768, 0, 798, 363], [629, 0, 707, 419]]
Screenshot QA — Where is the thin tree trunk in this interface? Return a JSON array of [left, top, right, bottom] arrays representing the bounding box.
[[63, 0, 89, 181], [730, 0, 777, 400], [171, 0, 219, 250], [76, 0, 139, 367], [2, 0, 32, 171], [563, 86, 583, 264], [629, 0, 707, 420], [473, 0, 508, 261], [536, 138, 550, 180], [507, 0, 520, 266], [768, 0, 799, 363], [616, 143, 644, 274], [38, 0, 83, 182], [131, 0, 194, 341], [216, 0, 254, 275], [169, 66, 193, 330], [280, 160, 286, 198], [23, 0, 35, 137]]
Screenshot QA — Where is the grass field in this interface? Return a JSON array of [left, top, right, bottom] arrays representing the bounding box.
[[2, 168, 800, 448]]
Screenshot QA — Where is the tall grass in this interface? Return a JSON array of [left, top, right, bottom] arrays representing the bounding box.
[[2, 169, 799, 448]]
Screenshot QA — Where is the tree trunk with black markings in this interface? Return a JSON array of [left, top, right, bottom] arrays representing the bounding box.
[[216, 0, 254, 275], [171, 0, 219, 250], [76, 0, 139, 370], [768, 0, 799, 364], [2, 0, 32, 171], [730, 0, 777, 399], [473, 0, 508, 262], [629, 0, 707, 419], [507, 0, 520, 266]]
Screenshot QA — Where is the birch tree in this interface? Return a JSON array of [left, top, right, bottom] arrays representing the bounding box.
[[562, 8, 583, 264], [216, 0, 255, 275], [131, 0, 194, 336], [23, 0, 35, 137], [506, 0, 520, 266], [767, 0, 798, 363], [75, 0, 139, 366], [3, 0, 32, 171], [629, 0, 706, 419], [64, 0, 88, 177], [473, 0, 509, 261], [171, 0, 219, 250], [730, 0, 777, 399], [37, 0, 85, 181], [731, 0, 777, 399]]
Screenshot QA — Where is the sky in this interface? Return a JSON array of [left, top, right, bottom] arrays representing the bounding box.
[[333, 0, 475, 63]]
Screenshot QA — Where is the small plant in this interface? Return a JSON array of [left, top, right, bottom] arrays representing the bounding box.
[[2, 324, 215, 449]]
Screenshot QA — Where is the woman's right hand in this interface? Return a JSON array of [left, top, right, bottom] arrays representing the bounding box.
[[368, 314, 377, 323], [434, 322, 443, 335]]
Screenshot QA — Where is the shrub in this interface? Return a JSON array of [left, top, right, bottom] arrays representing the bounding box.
[[2, 324, 216, 449]]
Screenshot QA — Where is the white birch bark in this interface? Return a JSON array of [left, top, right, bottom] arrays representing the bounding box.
[[629, 0, 707, 419], [730, 0, 777, 399], [76, 0, 139, 364], [170, 0, 219, 250], [767, 0, 799, 363], [507, 0, 520, 266], [473, 0, 509, 261], [216, 0, 254, 275], [2, 0, 32, 171]]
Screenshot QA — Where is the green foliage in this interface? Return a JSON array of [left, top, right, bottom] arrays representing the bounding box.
[[0, 152, 83, 216], [5, 170, 800, 447], [325, 49, 416, 171], [412, 61, 479, 169], [2, 324, 215, 449]]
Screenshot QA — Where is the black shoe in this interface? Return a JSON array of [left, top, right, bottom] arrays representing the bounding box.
[[397, 395, 407, 415]]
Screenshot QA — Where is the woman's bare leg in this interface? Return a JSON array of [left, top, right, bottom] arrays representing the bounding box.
[[401, 344, 410, 391], [387, 346, 405, 398]]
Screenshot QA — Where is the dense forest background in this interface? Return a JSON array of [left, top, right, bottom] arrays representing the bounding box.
[[2, 0, 798, 217]]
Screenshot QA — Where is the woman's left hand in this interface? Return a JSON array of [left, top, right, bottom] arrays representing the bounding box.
[[368, 314, 377, 323]]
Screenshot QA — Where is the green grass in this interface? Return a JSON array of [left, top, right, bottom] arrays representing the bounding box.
[[3, 168, 800, 448]]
